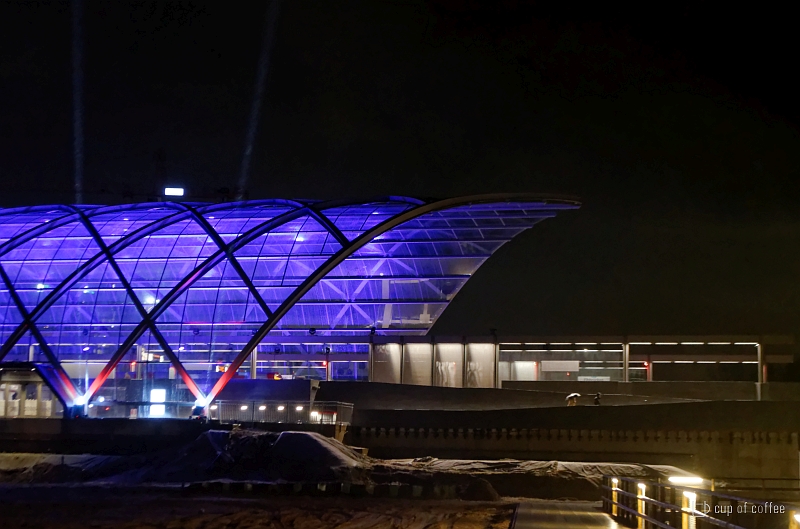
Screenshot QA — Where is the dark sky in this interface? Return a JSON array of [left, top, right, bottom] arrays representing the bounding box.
[[1, 1, 799, 340]]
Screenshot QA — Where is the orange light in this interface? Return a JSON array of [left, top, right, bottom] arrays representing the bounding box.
[[644, 362, 649, 367]]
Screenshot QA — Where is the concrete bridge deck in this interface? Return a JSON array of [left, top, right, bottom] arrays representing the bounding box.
[[513, 501, 621, 529]]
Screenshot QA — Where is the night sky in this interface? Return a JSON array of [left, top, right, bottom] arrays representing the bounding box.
[[1, 1, 799, 342]]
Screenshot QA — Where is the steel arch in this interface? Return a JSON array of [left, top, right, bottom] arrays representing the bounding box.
[[0, 195, 579, 406]]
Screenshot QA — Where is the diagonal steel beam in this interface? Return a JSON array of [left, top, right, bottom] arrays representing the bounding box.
[[70, 208, 206, 402], [79, 198, 420, 401], [205, 193, 576, 400], [0, 264, 78, 401], [180, 204, 273, 319]]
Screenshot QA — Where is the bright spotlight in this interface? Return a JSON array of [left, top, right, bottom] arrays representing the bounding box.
[[240, 405, 248, 411], [296, 405, 303, 411], [210, 404, 218, 410], [98, 396, 105, 403], [277, 405, 285, 411], [164, 187, 185, 197], [36, 283, 45, 290], [74, 396, 86, 406], [150, 389, 166, 403], [668, 476, 704, 485]]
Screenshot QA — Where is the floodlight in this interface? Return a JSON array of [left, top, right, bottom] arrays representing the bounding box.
[[150, 389, 166, 403], [668, 476, 703, 485], [164, 187, 185, 197]]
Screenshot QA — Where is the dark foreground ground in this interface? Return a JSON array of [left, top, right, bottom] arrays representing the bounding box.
[[0, 486, 515, 529]]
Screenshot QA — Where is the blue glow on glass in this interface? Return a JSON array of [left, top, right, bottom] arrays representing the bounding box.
[[0, 196, 578, 402]]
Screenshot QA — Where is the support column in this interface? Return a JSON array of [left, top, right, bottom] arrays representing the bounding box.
[[756, 342, 763, 401], [623, 342, 630, 383], [494, 342, 500, 389], [399, 339, 405, 385], [36, 383, 44, 417], [431, 339, 438, 387], [368, 340, 374, 382], [461, 338, 467, 389], [28, 344, 35, 362], [20, 383, 27, 417], [250, 348, 258, 379]]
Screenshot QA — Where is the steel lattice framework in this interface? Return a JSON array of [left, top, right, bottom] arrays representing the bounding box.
[[0, 194, 578, 405]]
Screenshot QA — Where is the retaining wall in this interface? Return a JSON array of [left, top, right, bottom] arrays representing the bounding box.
[[347, 426, 799, 479]]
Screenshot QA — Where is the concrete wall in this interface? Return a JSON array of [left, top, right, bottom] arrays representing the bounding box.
[[347, 426, 799, 480], [502, 380, 762, 400], [0, 418, 207, 454], [352, 401, 800, 431]]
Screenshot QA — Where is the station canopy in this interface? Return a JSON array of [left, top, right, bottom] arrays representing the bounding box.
[[0, 194, 578, 402]]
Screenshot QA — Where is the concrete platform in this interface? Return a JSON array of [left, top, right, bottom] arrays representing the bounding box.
[[513, 501, 621, 529]]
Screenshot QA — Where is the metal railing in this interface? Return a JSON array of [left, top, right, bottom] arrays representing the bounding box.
[[601, 475, 800, 529], [208, 400, 353, 425]]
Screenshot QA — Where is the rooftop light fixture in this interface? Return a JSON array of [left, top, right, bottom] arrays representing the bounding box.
[[668, 476, 704, 485], [164, 187, 185, 197]]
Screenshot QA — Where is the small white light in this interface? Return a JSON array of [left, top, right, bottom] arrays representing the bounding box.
[[210, 404, 218, 410], [98, 396, 105, 403], [164, 187, 185, 197], [611, 478, 619, 485], [123, 218, 128, 221], [296, 405, 303, 411], [145, 296, 156, 304], [150, 404, 165, 417], [208, 216, 214, 219], [36, 283, 45, 290], [88, 404, 94, 408], [793, 514, 800, 523], [259, 405, 266, 411], [668, 476, 704, 485], [74, 396, 86, 406], [296, 235, 305, 242], [240, 405, 248, 411], [178, 346, 185, 351], [150, 389, 166, 403], [83, 346, 90, 351], [310, 411, 319, 417], [277, 405, 285, 411], [83, 285, 89, 288]]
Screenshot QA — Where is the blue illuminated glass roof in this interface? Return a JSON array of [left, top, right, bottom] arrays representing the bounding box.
[[0, 194, 578, 403]]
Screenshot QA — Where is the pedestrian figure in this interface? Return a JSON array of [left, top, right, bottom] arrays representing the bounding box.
[[594, 392, 601, 406], [566, 392, 580, 406]]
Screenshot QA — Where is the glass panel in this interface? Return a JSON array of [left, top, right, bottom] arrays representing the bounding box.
[[372, 343, 401, 383], [403, 343, 433, 386]]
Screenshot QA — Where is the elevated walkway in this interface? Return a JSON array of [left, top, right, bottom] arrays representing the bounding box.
[[513, 501, 622, 529]]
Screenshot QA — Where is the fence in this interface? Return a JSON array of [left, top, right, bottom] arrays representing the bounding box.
[[208, 400, 353, 425], [602, 475, 799, 529]]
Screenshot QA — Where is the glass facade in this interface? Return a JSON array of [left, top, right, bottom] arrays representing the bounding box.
[[0, 195, 578, 410]]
